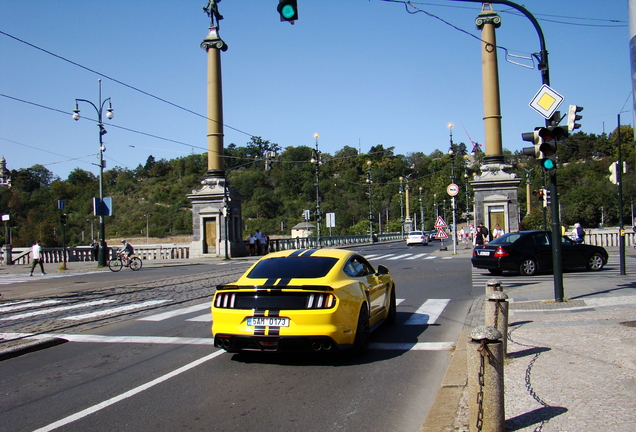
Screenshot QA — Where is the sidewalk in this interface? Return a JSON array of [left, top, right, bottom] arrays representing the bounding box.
[[424, 246, 636, 431]]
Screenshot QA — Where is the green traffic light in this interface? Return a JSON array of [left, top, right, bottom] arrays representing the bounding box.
[[542, 158, 556, 170], [281, 5, 295, 19]]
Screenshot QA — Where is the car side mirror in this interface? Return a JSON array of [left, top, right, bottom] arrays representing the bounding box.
[[377, 264, 390, 275]]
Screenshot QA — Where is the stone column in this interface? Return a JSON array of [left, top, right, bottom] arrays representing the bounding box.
[[189, 19, 245, 258], [475, 5, 503, 165], [471, 4, 521, 234]]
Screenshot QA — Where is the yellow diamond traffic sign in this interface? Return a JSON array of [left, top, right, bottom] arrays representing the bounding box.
[[529, 84, 564, 119]]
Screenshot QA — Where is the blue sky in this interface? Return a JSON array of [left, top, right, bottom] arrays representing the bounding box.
[[0, 0, 631, 180]]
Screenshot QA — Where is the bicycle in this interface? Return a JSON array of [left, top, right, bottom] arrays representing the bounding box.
[[108, 252, 143, 272]]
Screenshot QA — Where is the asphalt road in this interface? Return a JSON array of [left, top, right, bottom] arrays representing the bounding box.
[[0, 243, 475, 432]]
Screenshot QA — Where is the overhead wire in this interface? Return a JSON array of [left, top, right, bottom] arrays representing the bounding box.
[[0, 29, 254, 138]]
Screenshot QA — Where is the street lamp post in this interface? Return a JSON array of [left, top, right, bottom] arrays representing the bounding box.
[[434, 194, 438, 219], [399, 176, 404, 236], [448, 122, 457, 254], [366, 161, 374, 242], [310, 133, 323, 248], [419, 187, 424, 231], [73, 79, 113, 267], [464, 170, 470, 225]]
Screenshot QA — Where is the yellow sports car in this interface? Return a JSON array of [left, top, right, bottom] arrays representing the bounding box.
[[212, 248, 396, 355]]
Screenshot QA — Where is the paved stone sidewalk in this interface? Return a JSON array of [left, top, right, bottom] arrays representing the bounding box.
[[445, 269, 636, 432]]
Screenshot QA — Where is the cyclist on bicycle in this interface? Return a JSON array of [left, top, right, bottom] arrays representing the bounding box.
[[120, 239, 135, 259]]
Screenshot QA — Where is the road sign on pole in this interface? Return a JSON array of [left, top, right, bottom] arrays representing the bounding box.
[[447, 183, 459, 196], [434, 216, 447, 228], [529, 84, 564, 119], [435, 228, 448, 239]]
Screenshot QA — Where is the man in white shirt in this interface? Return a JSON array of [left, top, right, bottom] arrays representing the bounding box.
[[30, 240, 46, 276]]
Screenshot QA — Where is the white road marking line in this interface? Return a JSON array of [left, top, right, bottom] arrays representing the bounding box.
[[0, 273, 98, 285], [0, 299, 61, 312], [62, 300, 170, 320], [0, 300, 116, 321], [31, 350, 225, 432], [387, 254, 412, 260], [138, 303, 210, 321], [406, 253, 428, 260], [442, 256, 453, 259], [370, 342, 455, 351], [0, 332, 454, 352], [0, 332, 213, 345], [404, 299, 450, 325], [373, 254, 395, 260], [425, 256, 436, 260]]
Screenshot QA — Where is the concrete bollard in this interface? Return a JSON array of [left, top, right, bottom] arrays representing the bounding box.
[[486, 278, 502, 293], [467, 325, 505, 432], [484, 291, 509, 356]]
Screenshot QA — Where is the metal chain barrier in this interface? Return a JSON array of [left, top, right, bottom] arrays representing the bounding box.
[[508, 324, 551, 432], [476, 340, 486, 431]]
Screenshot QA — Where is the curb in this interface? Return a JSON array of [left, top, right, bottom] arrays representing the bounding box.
[[420, 328, 468, 432], [0, 337, 68, 361]]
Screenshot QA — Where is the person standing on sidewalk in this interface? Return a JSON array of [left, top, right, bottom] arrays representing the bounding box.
[[90, 238, 100, 261], [29, 240, 46, 276]]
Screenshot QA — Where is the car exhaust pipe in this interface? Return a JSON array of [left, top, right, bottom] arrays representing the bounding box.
[[222, 338, 231, 349], [321, 341, 332, 351], [311, 342, 322, 351]]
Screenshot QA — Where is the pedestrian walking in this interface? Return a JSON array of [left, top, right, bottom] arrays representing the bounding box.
[[29, 240, 46, 276], [90, 238, 100, 261], [255, 230, 263, 255], [492, 223, 504, 239], [474, 222, 488, 246], [571, 223, 585, 244], [248, 233, 256, 256], [260, 233, 269, 255]]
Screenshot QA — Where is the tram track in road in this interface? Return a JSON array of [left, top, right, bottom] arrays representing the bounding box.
[[0, 267, 248, 350]]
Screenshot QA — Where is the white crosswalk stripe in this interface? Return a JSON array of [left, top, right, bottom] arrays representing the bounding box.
[[387, 254, 412, 260], [0, 299, 61, 312], [62, 300, 171, 320], [405, 253, 428, 260], [1, 300, 116, 321], [0, 273, 86, 285], [139, 303, 210, 322], [403, 299, 450, 325]]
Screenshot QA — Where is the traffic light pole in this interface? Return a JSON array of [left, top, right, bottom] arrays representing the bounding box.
[[547, 171, 564, 301], [617, 114, 626, 275]]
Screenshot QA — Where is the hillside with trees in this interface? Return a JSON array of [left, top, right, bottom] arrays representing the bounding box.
[[1, 127, 634, 248]]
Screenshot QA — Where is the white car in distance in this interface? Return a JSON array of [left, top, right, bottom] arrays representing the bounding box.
[[406, 231, 429, 246]]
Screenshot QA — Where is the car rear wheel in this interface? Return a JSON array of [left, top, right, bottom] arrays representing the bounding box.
[[587, 253, 605, 271], [519, 258, 537, 276], [352, 305, 370, 356]]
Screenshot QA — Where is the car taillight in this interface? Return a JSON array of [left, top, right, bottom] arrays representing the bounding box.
[[307, 293, 336, 309], [494, 247, 509, 257]]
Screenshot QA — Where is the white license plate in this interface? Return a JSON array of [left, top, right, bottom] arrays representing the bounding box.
[[247, 317, 290, 327], [478, 251, 491, 256]]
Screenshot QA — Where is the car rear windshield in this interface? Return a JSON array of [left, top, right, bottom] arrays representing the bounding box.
[[489, 233, 521, 245], [246, 256, 339, 279]]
